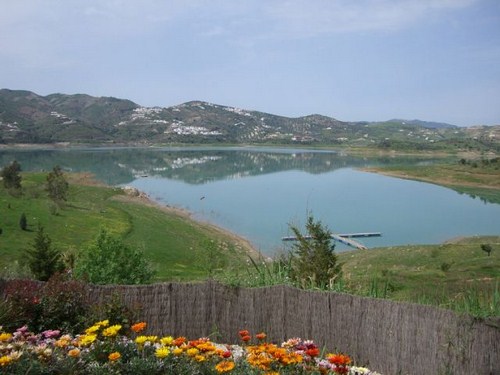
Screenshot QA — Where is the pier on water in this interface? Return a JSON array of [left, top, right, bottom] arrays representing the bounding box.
[[281, 232, 382, 250]]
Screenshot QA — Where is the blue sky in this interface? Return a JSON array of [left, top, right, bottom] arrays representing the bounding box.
[[1, 0, 499, 126]]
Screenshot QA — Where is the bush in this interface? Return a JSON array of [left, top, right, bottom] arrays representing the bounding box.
[[74, 228, 155, 285], [19, 213, 27, 231]]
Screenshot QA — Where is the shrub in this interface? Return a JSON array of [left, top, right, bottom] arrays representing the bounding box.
[[74, 228, 155, 285], [19, 213, 27, 231]]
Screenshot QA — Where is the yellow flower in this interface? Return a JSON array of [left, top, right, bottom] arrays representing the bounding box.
[[215, 360, 235, 373], [85, 325, 100, 335], [0, 333, 12, 342], [78, 334, 97, 346], [0, 355, 12, 367], [186, 348, 199, 357], [195, 354, 206, 362], [173, 347, 183, 356], [96, 320, 109, 327], [135, 335, 148, 345], [155, 347, 170, 359], [68, 348, 81, 358], [102, 325, 121, 337], [146, 335, 158, 342], [108, 352, 121, 362], [160, 336, 174, 346]]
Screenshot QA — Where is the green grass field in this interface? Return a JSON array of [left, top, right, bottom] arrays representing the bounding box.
[[0, 173, 250, 281]]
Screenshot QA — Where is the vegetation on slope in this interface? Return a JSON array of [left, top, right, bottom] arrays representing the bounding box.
[[363, 156, 500, 203], [0, 172, 251, 281]]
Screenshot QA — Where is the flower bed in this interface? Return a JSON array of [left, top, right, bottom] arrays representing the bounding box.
[[0, 321, 381, 374]]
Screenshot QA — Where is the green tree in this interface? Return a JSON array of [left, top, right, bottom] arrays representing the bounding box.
[[287, 216, 342, 288], [25, 226, 64, 281], [481, 244, 493, 256], [46, 165, 69, 203], [19, 213, 27, 231], [1, 160, 22, 191], [74, 229, 155, 285]]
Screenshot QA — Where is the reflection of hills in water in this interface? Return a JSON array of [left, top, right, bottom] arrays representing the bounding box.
[[0, 147, 443, 185]]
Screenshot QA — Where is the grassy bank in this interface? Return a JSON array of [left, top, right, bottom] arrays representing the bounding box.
[[338, 237, 500, 316], [0, 172, 252, 281], [362, 157, 500, 203]]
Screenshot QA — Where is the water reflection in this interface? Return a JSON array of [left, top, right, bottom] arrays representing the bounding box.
[[0, 147, 443, 185]]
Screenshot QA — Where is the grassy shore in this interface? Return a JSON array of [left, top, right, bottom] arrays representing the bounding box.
[[362, 158, 500, 203], [0, 172, 255, 281]]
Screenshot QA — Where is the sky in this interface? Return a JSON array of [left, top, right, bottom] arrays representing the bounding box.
[[1, 0, 499, 126]]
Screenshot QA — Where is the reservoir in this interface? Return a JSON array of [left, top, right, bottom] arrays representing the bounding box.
[[1, 147, 499, 254]]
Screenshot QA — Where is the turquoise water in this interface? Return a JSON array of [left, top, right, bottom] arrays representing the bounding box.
[[1, 147, 499, 254]]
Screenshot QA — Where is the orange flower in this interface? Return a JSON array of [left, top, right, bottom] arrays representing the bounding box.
[[328, 353, 351, 366], [306, 347, 320, 357], [173, 336, 186, 346], [67, 348, 80, 358], [215, 360, 235, 373], [255, 332, 266, 340], [241, 335, 251, 342], [108, 352, 121, 362], [131, 322, 147, 333], [238, 330, 249, 337]]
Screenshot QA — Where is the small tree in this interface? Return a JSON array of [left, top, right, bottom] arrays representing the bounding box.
[[25, 225, 64, 281], [481, 244, 493, 257], [74, 229, 155, 285], [46, 165, 69, 203], [287, 216, 342, 288], [19, 213, 27, 231], [1, 160, 22, 191]]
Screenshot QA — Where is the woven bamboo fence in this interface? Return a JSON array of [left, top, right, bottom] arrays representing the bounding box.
[[85, 281, 499, 375], [2, 280, 499, 374]]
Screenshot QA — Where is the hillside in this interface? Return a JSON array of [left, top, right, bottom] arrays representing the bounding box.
[[1, 89, 498, 152]]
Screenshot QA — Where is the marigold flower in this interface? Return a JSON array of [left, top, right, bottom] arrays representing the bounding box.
[[255, 332, 266, 340], [67, 348, 81, 358], [131, 322, 147, 333], [195, 354, 206, 362], [241, 335, 251, 342], [108, 352, 121, 362], [306, 347, 320, 357], [215, 360, 235, 373], [155, 347, 170, 359]]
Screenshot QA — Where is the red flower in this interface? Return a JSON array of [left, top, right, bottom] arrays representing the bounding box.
[[241, 335, 251, 342], [238, 330, 249, 337], [305, 347, 320, 357], [255, 332, 266, 340]]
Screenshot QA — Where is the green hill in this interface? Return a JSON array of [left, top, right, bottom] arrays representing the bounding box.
[[1, 89, 498, 152], [0, 172, 252, 281]]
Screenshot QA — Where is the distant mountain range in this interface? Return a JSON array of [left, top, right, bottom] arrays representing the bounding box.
[[0, 89, 498, 152]]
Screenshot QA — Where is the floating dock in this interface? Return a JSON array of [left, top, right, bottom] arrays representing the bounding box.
[[282, 232, 382, 250]]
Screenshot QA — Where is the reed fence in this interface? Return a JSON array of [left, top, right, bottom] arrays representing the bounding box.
[[2, 280, 499, 374]]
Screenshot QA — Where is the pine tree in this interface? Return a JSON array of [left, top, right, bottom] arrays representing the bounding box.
[[25, 226, 64, 281], [288, 216, 342, 288]]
